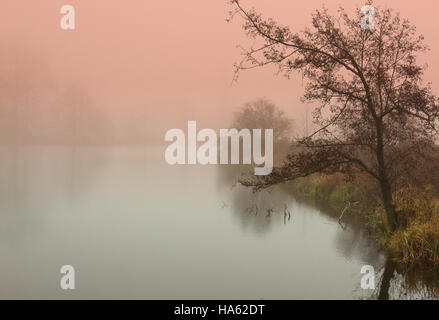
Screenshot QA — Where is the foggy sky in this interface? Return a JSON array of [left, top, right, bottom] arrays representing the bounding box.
[[1, 0, 438, 142]]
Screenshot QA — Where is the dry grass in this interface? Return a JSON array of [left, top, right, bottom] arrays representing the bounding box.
[[382, 187, 439, 268]]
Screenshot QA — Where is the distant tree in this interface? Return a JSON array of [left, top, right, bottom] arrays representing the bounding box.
[[232, 98, 292, 143], [229, 0, 439, 231]]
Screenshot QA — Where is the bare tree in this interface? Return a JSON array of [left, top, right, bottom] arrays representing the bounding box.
[[229, 0, 439, 231], [232, 98, 292, 142], [232, 98, 293, 163]]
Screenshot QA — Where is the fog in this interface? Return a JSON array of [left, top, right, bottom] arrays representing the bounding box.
[[1, 0, 439, 300], [1, 0, 438, 144]]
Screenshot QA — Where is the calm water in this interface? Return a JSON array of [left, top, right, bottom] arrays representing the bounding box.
[[0, 146, 432, 299]]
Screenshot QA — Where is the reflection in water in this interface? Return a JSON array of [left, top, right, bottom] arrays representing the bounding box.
[[228, 186, 292, 235], [217, 165, 439, 300], [368, 257, 439, 300], [216, 165, 296, 235], [0, 146, 437, 299], [0, 146, 108, 244], [0, 146, 34, 245], [378, 258, 396, 300], [217, 165, 382, 260]]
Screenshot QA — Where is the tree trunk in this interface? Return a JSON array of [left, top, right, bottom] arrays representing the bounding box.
[[376, 121, 398, 232], [380, 179, 398, 232]]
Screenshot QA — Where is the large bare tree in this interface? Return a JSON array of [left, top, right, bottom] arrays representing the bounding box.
[[229, 0, 439, 231]]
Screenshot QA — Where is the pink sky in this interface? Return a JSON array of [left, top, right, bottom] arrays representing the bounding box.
[[1, 0, 439, 139]]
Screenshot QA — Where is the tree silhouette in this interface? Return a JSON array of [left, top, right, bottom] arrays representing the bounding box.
[[232, 98, 292, 142], [232, 98, 292, 162], [230, 0, 439, 231]]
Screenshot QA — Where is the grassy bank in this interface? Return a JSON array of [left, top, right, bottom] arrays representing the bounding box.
[[281, 174, 439, 270]]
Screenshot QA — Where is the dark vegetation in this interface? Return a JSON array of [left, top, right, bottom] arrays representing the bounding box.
[[229, 0, 439, 273]]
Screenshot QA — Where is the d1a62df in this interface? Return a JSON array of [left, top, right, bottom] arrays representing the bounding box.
[[217, 304, 265, 315]]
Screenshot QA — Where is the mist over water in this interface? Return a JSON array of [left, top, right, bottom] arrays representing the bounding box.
[[0, 145, 378, 299], [0, 145, 434, 299], [1, 1, 439, 300]]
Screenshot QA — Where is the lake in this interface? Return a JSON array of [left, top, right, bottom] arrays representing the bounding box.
[[0, 146, 434, 299]]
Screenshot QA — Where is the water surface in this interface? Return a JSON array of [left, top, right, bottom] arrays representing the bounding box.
[[0, 146, 426, 299]]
